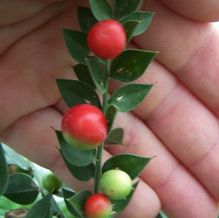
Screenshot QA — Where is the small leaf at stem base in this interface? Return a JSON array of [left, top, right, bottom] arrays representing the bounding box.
[[105, 128, 124, 145]]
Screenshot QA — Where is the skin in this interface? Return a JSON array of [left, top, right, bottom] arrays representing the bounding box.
[[0, 0, 219, 217]]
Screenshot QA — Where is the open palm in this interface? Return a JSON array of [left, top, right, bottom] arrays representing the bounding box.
[[0, 0, 219, 217]]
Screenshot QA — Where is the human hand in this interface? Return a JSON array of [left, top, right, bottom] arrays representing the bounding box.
[[0, 0, 219, 217]]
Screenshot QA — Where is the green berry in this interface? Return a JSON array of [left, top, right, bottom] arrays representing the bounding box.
[[100, 169, 132, 200], [42, 173, 62, 193]]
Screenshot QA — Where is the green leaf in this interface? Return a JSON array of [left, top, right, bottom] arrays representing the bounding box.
[[62, 187, 79, 217], [102, 154, 151, 179], [105, 128, 124, 144], [62, 187, 76, 198], [78, 7, 97, 32], [109, 84, 153, 112], [2, 144, 30, 170], [56, 131, 95, 167], [51, 196, 65, 218], [56, 79, 101, 108], [73, 64, 95, 89], [26, 195, 53, 218], [105, 105, 117, 131], [4, 173, 39, 205], [123, 20, 140, 42], [120, 11, 155, 36], [0, 143, 8, 196], [112, 182, 139, 213], [62, 29, 89, 64], [60, 150, 95, 181], [88, 0, 113, 21], [111, 49, 157, 82], [68, 190, 92, 217], [113, 0, 142, 19], [86, 56, 108, 93]]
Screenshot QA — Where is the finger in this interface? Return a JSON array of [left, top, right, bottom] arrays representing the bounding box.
[[0, 0, 50, 26], [134, 0, 219, 116], [159, 0, 219, 21], [107, 112, 217, 217], [0, 2, 75, 131], [0, 2, 66, 55], [145, 84, 219, 200], [0, 107, 161, 218]]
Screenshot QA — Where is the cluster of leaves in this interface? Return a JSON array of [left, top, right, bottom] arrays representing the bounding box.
[[0, 143, 68, 217], [56, 0, 157, 217]]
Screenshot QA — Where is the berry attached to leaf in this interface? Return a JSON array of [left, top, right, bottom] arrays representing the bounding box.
[[100, 169, 132, 200], [85, 194, 112, 218], [62, 104, 107, 150], [42, 173, 62, 194], [87, 19, 126, 60]]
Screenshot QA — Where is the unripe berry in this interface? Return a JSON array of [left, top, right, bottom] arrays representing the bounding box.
[[85, 194, 112, 218], [62, 104, 107, 150], [100, 169, 132, 200], [42, 173, 62, 194], [87, 19, 126, 60]]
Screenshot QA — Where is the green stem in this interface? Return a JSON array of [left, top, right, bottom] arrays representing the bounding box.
[[94, 60, 111, 193]]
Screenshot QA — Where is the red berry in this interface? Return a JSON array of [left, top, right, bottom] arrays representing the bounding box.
[[85, 194, 112, 218], [87, 19, 126, 60], [62, 104, 107, 150]]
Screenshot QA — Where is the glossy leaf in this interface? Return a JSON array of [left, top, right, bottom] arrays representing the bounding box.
[[105, 128, 124, 145], [68, 190, 92, 217], [109, 84, 153, 112], [73, 64, 95, 89], [102, 154, 151, 179], [26, 195, 53, 218], [60, 150, 95, 181], [4, 173, 39, 204], [123, 20, 140, 42], [2, 144, 30, 170], [77, 7, 97, 32], [111, 49, 157, 82], [51, 196, 65, 218], [86, 56, 108, 93], [56, 79, 101, 108], [62, 29, 89, 64], [120, 11, 155, 36], [88, 0, 112, 21], [62, 187, 79, 217], [112, 182, 139, 213], [0, 143, 8, 196], [113, 0, 142, 19], [56, 131, 95, 167]]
